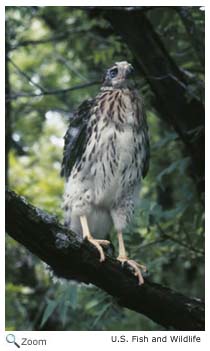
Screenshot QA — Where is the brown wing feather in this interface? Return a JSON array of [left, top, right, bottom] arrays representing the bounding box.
[[61, 99, 94, 179]]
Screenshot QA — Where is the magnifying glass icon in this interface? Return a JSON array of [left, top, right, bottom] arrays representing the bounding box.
[[6, 334, 20, 348]]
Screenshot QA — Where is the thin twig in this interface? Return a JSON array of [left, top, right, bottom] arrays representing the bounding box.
[[157, 223, 204, 255], [8, 58, 45, 93], [54, 51, 89, 82], [6, 81, 101, 101], [138, 238, 168, 251], [9, 29, 87, 51]]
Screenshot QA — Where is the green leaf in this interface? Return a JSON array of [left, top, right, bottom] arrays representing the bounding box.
[[59, 300, 69, 327], [40, 299, 58, 328], [68, 285, 78, 310], [157, 157, 190, 183], [91, 303, 111, 329], [56, 284, 78, 326], [86, 299, 100, 310], [152, 132, 178, 149]]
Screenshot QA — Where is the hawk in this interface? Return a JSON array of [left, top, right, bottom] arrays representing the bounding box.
[[62, 61, 150, 285]]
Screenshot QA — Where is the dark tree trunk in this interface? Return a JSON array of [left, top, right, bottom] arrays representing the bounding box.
[[177, 6, 205, 67], [6, 189, 205, 331]]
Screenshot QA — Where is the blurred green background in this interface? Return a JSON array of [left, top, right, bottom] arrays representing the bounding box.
[[5, 6, 204, 331]]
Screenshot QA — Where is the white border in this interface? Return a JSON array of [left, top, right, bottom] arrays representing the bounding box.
[[2, 1, 208, 6], [1, 1, 208, 350]]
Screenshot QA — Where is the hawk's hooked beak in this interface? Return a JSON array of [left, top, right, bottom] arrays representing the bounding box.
[[126, 64, 135, 78]]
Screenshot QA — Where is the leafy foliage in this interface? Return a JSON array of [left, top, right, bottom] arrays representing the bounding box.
[[5, 6, 204, 331]]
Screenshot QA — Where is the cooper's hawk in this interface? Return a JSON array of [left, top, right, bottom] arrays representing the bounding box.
[[61, 61, 150, 284]]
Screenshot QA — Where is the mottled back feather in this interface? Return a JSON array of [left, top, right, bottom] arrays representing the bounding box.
[[61, 99, 94, 179]]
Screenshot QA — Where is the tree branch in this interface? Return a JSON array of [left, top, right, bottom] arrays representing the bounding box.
[[9, 29, 87, 51], [8, 58, 46, 93], [6, 189, 204, 331], [6, 80, 100, 101]]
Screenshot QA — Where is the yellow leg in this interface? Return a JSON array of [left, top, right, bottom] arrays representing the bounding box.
[[117, 232, 146, 285], [117, 231, 127, 259], [80, 215, 110, 262]]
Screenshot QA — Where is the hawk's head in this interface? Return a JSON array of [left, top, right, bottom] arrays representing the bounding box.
[[103, 61, 134, 88]]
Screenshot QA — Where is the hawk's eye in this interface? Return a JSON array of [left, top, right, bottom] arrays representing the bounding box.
[[109, 68, 118, 78]]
